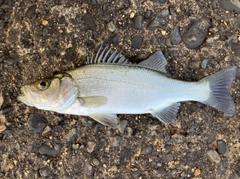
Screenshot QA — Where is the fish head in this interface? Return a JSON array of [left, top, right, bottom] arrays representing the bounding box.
[[17, 73, 79, 112]]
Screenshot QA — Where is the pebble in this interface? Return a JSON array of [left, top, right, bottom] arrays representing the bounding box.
[[42, 126, 51, 134], [131, 35, 143, 49], [201, 59, 209, 69], [142, 144, 153, 155], [0, 93, 3, 108], [132, 171, 141, 179], [25, 5, 37, 18], [41, 20, 48, 26], [170, 26, 181, 45], [112, 34, 119, 44], [218, 0, 240, 13], [207, 130, 217, 144], [87, 141, 96, 153], [126, 127, 133, 136], [112, 135, 122, 147], [150, 0, 168, 4], [230, 42, 240, 57], [0, 123, 6, 133], [132, 15, 143, 30], [39, 144, 62, 157], [81, 117, 94, 127], [82, 13, 97, 31], [63, 175, 73, 179], [194, 168, 201, 176], [107, 21, 116, 32], [28, 114, 48, 133], [182, 17, 211, 49], [85, 163, 94, 176], [63, 128, 78, 143], [207, 150, 221, 163], [147, 8, 169, 30], [119, 120, 128, 133], [217, 140, 227, 155], [92, 158, 100, 166], [39, 167, 51, 177]]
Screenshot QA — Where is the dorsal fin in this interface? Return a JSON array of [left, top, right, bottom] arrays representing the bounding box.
[[138, 51, 168, 73], [86, 45, 131, 65]]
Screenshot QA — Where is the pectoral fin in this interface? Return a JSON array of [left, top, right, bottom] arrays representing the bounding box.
[[151, 103, 180, 126], [89, 113, 119, 128], [79, 96, 108, 108]]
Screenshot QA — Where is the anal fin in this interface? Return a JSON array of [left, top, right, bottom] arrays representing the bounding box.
[[89, 113, 119, 128], [151, 103, 180, 125]]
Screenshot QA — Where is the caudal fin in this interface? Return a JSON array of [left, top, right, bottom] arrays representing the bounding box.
[[201, 66, 237, 115]]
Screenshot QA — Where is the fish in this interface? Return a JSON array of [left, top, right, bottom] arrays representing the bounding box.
[[17, 45, 237, 128]]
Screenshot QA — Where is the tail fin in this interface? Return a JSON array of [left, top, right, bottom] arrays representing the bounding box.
[[201, 66, 237, 115]]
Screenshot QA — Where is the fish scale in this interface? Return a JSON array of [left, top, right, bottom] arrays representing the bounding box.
[[18, 45, 237, 128]]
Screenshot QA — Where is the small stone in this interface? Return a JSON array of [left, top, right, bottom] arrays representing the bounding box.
[[72, 143, 79, 150], [126, 127, 133, 136], [85, 163, 94, 176], [92, 158, 100, 166], [217, 140, 227, 155], [87, 141, 96, 153], [63, 128, 78, 142], [208, 130, 217, 144], [25, 5, 37, 18], [194, 168, 201, 176], [119, 120, 128, 133], [142, 144, 153, 155], [147, 9, 169, 30], [218, 0, 240, 13], [201, 59, 209, 69], [63, 175, 73, 179], [112, 135, 121, 147], [207, 150, 221, 163], [132, 15, 143, 30], [41, 20, 48, 26], [42, 126, 51, 134], [182, 17, 211, 49], [39, 167, 51, 177], [39, 144, 62, 157], [132, 171, 141, 179], [28, 114, 48, 133], [0, 123, 6, 133], [112, 34, 119, 44], [131, 35, 143, 49], [107, 21, 116, 32], [150, 0, 168, 4], [170, 26, 181, 45], [81, 117, 94, 127], [165, 135, 171, 141], [0, 93, 3, 108], [230, 42, 240, 57], [82, 13, 97, 31]]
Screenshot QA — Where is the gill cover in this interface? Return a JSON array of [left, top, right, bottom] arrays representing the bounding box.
[[18, 74, 79, 112]]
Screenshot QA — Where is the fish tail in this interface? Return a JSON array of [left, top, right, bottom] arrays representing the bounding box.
[[201, 66, 237, 115]]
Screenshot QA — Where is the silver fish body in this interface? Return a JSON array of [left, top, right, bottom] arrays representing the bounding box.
[[18, 46, 237, 128]]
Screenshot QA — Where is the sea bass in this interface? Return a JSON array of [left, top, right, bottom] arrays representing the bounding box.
[[18, 45, 237, 128]]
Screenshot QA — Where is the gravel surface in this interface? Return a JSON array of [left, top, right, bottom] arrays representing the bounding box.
[[0, 0, 240, 178]]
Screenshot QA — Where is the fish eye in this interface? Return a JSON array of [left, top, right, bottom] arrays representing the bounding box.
[[38, 80, 50, 91]]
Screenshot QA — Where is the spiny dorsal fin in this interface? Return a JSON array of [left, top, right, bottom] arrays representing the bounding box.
[[138, 51, 168, 73], [85, 45, 131, 65]]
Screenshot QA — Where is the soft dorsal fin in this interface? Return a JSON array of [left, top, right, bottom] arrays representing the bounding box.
[[86, 45, 131, 65], [138, 51, 168, 73], [151, 102, 180, 126]]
